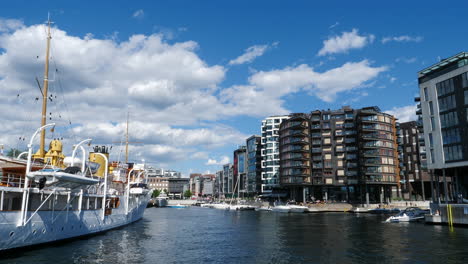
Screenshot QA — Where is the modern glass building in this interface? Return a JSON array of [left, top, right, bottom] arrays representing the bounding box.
[[246, 135, 262, 194], [418, 52, 468, 202], [279, 107, 399, 203]]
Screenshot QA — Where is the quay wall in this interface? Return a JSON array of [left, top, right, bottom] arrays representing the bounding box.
[[428, 203, 468, 225]]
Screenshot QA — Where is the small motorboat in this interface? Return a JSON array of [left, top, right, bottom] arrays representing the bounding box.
[[385, 207, 428, 222]]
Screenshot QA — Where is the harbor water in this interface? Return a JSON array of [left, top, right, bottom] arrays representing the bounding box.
[[2, 207, 468, 263]]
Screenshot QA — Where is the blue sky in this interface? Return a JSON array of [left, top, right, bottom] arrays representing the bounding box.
[[0, 0, 467, 176]]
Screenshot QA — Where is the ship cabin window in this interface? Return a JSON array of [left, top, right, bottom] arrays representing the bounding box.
[[106, 197, 120, 209]]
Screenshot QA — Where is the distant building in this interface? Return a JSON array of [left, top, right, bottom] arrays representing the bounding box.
[[246, 135, 262, 194], [215, 170, 223, 198], [398, 121, 431, 200], [222, 164, 233, 195], [278, 106, 399, 203], [168, 178, 189, 199], [146, 167, 182, 178], [189, 173, 215, 197], [261, 115, 290, 193], [233, 146, 247, 196]]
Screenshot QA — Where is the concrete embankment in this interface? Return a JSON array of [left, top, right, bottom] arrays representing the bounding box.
[[167, 199, 199, 206]]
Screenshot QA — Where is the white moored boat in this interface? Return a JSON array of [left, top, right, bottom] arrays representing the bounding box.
[[0, 18, 151, 252], [288, 205, 308, 213], [271, 205, 291, 213]]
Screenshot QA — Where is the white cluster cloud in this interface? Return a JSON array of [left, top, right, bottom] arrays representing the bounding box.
[[0, 22, 239, 167], [243, 60, 386, 102], [0, 20, 388, 172], [318, 29, 374, 56], [382, 35, 423, 44], [385, 105, 417, 123], [206, 155, 230, 165], [229, 43, 277, 65]]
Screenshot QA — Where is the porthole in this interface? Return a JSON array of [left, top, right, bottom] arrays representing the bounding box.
[[42, 229, 46, 234], [32, 229, 37, 235], [9, 231, 14, 238]]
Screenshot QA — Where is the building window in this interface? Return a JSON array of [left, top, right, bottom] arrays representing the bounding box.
[[442, 128, 461, 145], [440, 111, 459, 128], [430, 149, 435, 163], [323, 114, 330, 120], [436, 79, 454, 96], [428, 133, 433, 147], [465, 90, 468, 105], [430, 117, 435, 131], [423, 87, 428, 101], [444, 145, 463, 161], [462, 72, 468, 88], [429, 101, 434, 115], [438, 95, 456, 112]]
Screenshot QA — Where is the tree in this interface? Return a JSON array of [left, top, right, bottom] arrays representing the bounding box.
[[184, 190, 192, 199], [152, 189, 161, 198], [6, 148, 25, 158]]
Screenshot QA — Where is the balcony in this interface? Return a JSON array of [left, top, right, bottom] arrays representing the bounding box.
[[363, 150, 380, 157], [312, 148, 322, 153], [311, 125, 321, 130], [311, 133, 321, 138], [336, 146, 345, 152], [312, 156, 322, 161], [345, 114, 354, 119], [414, 96, 421, 102], [313, 163, 323, 169], [347, 163, 358, 168], [346, 146, 357, 152], [312, 140, 321, 145]]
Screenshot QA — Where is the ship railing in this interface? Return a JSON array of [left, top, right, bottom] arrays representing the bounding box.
[[0, 173, 29, 189]]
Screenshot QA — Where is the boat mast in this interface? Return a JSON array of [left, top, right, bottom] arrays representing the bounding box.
[[125, 112, 129, 164], [38, 17, 52, 158]]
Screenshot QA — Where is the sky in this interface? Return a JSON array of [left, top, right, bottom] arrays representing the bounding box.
[[0, 0, 467, 177]]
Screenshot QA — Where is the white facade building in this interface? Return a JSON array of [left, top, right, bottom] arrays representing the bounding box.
[[260, 115, 290, 193]]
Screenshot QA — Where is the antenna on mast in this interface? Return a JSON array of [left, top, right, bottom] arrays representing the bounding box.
[[113, 110, 142, 164]]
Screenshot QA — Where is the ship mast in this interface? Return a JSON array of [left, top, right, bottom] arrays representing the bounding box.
[[125, 112, 129, 164], [37, 17, 52, 158]]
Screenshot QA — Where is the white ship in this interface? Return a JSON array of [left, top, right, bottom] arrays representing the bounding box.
[[0, 18, 152, 251]]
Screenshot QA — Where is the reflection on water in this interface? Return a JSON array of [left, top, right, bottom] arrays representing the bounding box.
[[2, 207, 468, 263]]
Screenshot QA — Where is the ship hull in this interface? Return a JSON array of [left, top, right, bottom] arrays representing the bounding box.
[[0, 192, 151, 251]]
